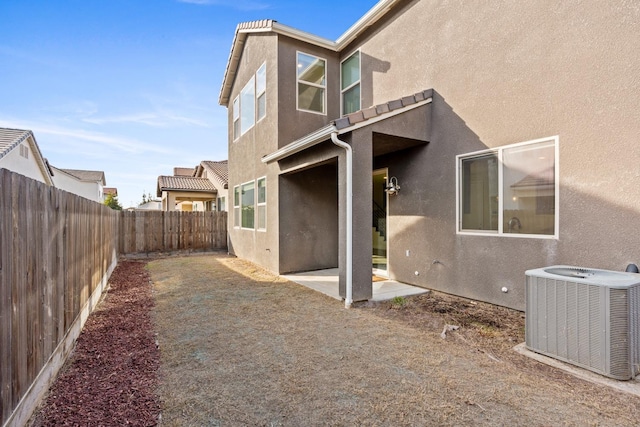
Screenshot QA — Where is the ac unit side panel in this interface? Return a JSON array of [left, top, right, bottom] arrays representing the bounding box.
[[608, 288, 630, 379]]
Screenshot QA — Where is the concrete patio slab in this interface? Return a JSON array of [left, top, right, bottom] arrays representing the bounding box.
[[282, 268, 428, 302]]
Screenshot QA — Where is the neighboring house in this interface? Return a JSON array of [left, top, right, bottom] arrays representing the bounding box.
[[50, 167, 106, 203], [219, 1, 640, 310], [103, 187, 118, 201], [136, 200, 162, 210], [195, 160, 229, 212], [0, 127, 54, 185], [156, 161, 227, 211]]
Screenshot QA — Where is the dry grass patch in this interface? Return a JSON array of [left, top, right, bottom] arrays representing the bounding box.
[[150, 254, 640, 426]]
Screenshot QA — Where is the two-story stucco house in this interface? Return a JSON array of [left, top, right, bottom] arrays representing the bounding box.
[[219, 0, 640, 310]]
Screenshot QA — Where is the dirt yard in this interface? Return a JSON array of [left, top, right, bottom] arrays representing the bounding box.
[[31, 253, 640, 426]]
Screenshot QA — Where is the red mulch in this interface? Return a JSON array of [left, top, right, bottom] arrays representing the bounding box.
[[30, 261, 160, 426]]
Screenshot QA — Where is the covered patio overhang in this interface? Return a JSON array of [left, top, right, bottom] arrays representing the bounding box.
[[263, 89, 433, 307]]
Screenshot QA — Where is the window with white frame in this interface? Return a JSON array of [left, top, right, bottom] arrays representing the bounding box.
[[297, 52, 326, 114], [341, 51, 360, 115], [257, 177, 266, 231], [233, 186, 240, 227], [218, 196, 226, 212], [232, 97, 240, 140], [256, 63, 266, 121], [457, 136, 558, 237], [241, 181, 255, 229], [240, 77, 255, 135]]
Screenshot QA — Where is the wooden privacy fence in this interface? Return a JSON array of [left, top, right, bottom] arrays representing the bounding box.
[[0, 169, 119, 427], [119, 210, 227, 254], [0, 169, 229, 426]]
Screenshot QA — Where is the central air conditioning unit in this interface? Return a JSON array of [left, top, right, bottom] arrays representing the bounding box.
[[525, 266, 640, 380]]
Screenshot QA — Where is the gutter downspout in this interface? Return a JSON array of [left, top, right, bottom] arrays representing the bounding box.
[[331, 132, 353, 308]]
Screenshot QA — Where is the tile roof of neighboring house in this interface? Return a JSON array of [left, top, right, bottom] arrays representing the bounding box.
[[0, 127, 55, 184], [104, 187, 118, 196], [0, 127, 31, 159], [61, 169, 106, 184], [201, 160, 228, 189], [219, 0, 401, 105], [157, 175, 217, 197], [173, 167, 195, 177]]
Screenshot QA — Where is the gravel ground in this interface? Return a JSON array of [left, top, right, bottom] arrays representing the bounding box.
[[30, 253, 640, 426]]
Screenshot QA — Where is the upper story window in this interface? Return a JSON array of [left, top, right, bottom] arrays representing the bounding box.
[[233, 63, 267, 141], [457, 136, 558, 238], [232, 97, 240, 140], [297, 52, 326, 114], [256, 63, 267, 121], [240, 76, 255, 135], [341, 50, 360, 115]]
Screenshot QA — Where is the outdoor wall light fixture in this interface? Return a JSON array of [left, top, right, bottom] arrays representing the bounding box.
[[385, 176, 401, 195]]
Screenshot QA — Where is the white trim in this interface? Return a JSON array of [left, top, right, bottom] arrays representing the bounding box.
[[239, 76, 256, 136], [256, 62, 267, 123], [233, 185, 240, 228], [262, 124, 336, 164], [296, 51, 327, 115], [341, 49, 361, 115], [256, 176, 267, 232], [239, 180, 256, 230], [456, 135, 559, 239]]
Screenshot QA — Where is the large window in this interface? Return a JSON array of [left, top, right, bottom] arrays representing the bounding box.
[[341, 51, 360, 115], [297, 52, 326, 114], [232, 97, 240, 140], [241, 181, 255, 229], [233, 186, 240, 228], [240, 77, 255, 135], [257, 177, 266, 231], [457, 136, 558, 238], [256, 63, 266, 121]]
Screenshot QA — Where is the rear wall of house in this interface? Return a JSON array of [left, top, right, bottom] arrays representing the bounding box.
[[352, 0, 640, 309]]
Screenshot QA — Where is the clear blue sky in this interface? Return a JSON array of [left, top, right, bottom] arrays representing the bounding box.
[[0, 0, 377, 208]]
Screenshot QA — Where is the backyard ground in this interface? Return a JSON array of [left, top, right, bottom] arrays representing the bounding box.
[[32, 253, 640, 426]]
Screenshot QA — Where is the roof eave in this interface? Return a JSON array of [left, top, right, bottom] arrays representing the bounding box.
[[219, 0, 402, 106]]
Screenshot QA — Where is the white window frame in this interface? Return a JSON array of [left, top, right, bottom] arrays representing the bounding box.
[[240, 180, 255, 230], [233, 186, 240, 228], [340, 49, 361, 115], [455, 136, 559, 239], [240, 76, 256, 136], [232, 96, 240, 141], [296, 51, 327, 115], [256, 176, 266, 232], [256, 62, 267, 122]]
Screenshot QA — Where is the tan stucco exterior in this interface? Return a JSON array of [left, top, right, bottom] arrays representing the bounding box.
[[222, 0, 640, 310]]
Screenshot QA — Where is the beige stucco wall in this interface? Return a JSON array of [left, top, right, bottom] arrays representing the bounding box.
[[343, 0, 640, 309], [226, 33, 280, 272], [51, 167, 103, 202]]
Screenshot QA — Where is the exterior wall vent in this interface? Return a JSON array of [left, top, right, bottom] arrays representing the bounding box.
[[525, 266, 640, 380]]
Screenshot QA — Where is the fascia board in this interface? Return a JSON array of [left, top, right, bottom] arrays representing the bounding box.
[[262, 124, 337, 164]]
